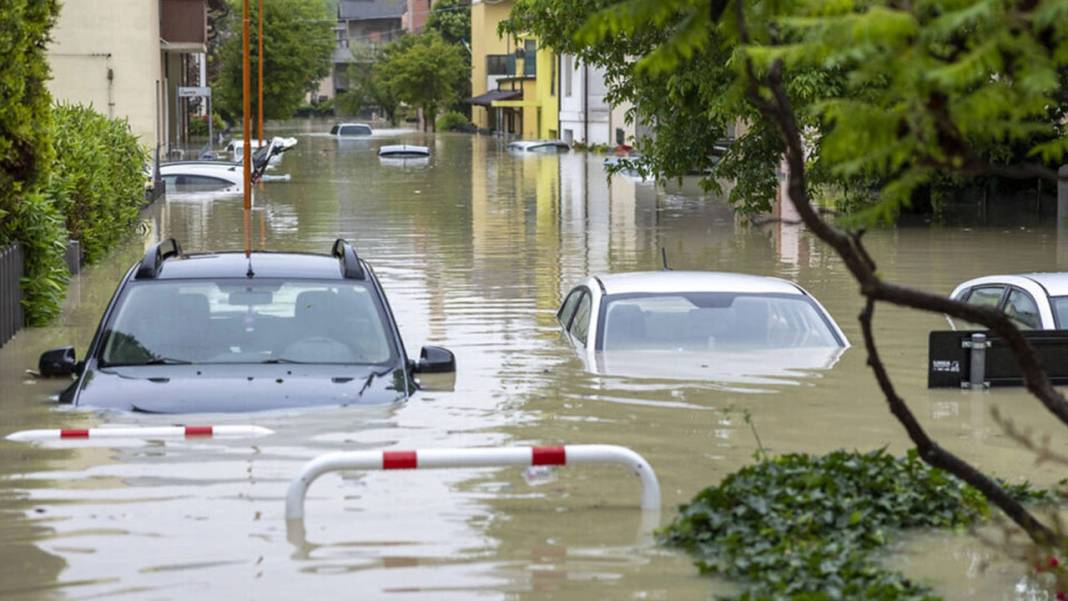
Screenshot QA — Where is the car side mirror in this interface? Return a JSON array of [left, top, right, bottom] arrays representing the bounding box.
[[39, 347, 77, 377], [414, 346, 455, 374]]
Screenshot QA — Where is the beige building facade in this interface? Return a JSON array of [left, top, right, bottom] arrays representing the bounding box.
[[47, 0, 207, 152]]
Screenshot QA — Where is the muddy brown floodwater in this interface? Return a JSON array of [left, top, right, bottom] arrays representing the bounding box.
[[0, 120, 1066, 599]]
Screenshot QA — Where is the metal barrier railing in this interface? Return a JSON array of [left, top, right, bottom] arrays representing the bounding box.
[[285, 444, 661, 520], [6, 425, 274, 442]]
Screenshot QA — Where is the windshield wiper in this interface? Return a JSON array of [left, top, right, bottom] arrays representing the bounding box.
[[261, 358, 308, 364], [143, 356, 192, 365], [103, 356, 192, 367]]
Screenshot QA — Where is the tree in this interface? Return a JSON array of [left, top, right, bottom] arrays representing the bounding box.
[[377, 33, 468, 131], [565, 0, 1068, 560], [505, 0, 1067, 216], [215, 0, 334, 125], [338, 48, 401, 125], [426, 0, 471, 47]]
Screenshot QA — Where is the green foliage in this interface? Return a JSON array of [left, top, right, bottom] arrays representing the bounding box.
[[295, 98, 335, 118], [663, 449, 1051, 600], [47, 104, 148, 265], [375, 33, 469, 131], [506, 0, 1068, 220], [187, 113, 224, 137], [435, 110, 473, 132], [339, 46, 401, 124], [215, 0, 334, 121], [426, 0, 471, 46], [9, 192, 68, 325], [0, 0, 62, 324]]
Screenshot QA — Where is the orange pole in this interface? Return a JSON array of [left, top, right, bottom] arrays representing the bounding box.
[[242, 0, 252, 256], [257, 0, 264, 143]]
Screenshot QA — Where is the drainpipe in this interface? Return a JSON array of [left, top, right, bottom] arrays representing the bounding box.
[[582, 60, 589, 144]]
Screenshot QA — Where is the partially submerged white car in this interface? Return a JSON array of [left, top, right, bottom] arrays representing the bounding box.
[[949, 273, 1068, 330], [507, 140, 570, 153], [330, 122, 373, 137], [557, 271, 849, 379], [160, 137, 293, 195], [224, 137, 296, 166]]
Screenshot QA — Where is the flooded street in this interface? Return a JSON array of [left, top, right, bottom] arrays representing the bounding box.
[[1, 120, 1066, 599]]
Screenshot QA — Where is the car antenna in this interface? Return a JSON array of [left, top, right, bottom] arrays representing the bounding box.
[[246, 254, 255, 278], [661, 247, 671, 271]]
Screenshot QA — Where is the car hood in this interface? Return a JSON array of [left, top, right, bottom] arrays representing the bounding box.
[[73, 363, 409, 413]]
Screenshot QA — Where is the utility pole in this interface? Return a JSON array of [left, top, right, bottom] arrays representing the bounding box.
[[257, 0, 264, 143], [242, 0, 252, 256]]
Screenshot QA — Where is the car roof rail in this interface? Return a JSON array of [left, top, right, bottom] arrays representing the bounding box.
[[332, 238, 365, 280], [135, 239, 182, 279]]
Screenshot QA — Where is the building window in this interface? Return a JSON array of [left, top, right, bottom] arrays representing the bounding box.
[[487, 54, 512, 76], [563, 56, 572, 97], [523, 40, 537, 76]]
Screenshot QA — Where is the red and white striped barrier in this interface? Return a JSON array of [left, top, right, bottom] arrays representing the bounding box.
[[5, 425, 274, 442], [285, 444, 660, 520]]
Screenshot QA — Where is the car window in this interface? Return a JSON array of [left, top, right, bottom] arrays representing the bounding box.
[[966, 286, 1005, 308], [1052, 297, 1068, 329], [569, 293, 592, 344], [163, 174, 234, 193], [1005, 289, 1041, 330], [601, 292, 840, 351], [557, 288, 583, 326], [100, 279, 395, 366], [339, 125, 370, 136]]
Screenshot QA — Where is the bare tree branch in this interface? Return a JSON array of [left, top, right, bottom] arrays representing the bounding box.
[[732, 0, 1066, 547]]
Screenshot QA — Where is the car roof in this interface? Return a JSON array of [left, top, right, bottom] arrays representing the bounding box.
[[508, 140, 569, 148], [148, 252, 356, 281], [957, 273, 1068, 297], [594, 271, 805, 296]]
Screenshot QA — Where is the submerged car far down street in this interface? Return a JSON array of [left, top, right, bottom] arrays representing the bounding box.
[[557, 272, 849, 381], [949, 273, 1068, 330], [37, 239, 455, 413], [330, 122, 373, 137], [507, 140, 570, 153], [160, 137, 294, 195]]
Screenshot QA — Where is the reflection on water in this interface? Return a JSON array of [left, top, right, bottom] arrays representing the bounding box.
[[589, 347, 846, 391], [0, 119, 1066, 599]]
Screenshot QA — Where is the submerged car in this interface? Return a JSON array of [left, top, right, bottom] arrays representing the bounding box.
[[330, 122, 373, 137], [507, 140, 570, 153], [38, 239, 455, 413], [160, 137, 293, 194], [377, 144, 430, 158], [949, 273, 1068, 330], [557, 272, 848, 378], [224, 137, 296, 166]]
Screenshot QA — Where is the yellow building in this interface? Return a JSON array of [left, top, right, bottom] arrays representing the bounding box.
[[468, 0, 558, 140]]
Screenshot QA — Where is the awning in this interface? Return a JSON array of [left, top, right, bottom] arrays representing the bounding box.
[[466, 89, 522, 106]]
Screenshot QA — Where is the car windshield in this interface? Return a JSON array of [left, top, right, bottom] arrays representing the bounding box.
[[600, 292, 841, 351], [100, 279, 395, 366]]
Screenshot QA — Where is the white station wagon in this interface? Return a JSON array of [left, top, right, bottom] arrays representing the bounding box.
[[557, 272, 849, 358], [949, 273, 1068, 330]]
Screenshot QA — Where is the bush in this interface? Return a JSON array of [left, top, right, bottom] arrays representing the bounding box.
[[0, 0, 62, 325], [294, 98, 335, 118], [435, 110, 474, 132], [661, 449, 1051, 600], [187, 113, 224, 138], [47, 104, 148, 264], [9, 192, 68, 325]]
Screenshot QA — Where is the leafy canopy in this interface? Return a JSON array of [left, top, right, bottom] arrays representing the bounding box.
[[376, 33, 469, 130], [215, 0, 335, 122], [506, 0, 1068, 219], [426, 0, 471, 47]]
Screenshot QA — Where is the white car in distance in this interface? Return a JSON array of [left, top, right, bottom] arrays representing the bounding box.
[[948, 273, 1068, 330]]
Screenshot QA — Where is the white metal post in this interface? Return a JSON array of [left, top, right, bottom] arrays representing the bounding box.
[[285, 444, 661, 520]]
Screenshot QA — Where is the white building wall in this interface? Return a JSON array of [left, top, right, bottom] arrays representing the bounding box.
[[558, 56, 614, 146], [48, 0, 164, 148]]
